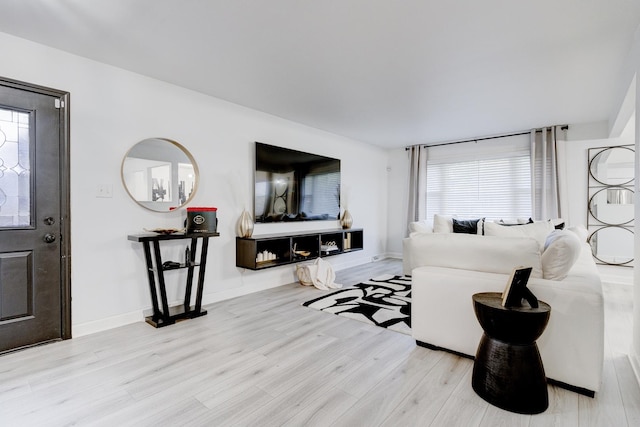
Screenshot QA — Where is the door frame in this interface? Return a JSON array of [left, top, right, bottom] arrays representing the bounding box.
[[0, 76, 71, 340]]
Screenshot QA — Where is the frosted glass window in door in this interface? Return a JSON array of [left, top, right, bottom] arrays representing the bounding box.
[[0, 108, 31, 227]]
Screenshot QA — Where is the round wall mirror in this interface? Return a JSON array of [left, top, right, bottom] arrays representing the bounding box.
[[588, 226, 634, 266], [588, 187, 634, 225], [121, 138, 199, 212], [588, 146, 635, 186]]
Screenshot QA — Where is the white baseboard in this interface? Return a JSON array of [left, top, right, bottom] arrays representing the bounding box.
[[73, 310, 142, 337]]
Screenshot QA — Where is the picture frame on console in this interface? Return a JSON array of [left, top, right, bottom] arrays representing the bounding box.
[[501, 266, 535, 308]]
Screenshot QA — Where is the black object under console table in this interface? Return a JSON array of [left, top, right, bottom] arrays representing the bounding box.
[[236, 228, 363, 270], [128, 232, 219, 328]]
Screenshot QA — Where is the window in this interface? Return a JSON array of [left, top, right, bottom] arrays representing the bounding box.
[[300, 164, 340, 217], [425, 134, 532, 221]]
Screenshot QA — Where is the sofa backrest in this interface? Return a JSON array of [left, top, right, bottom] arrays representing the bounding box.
[[404, 233, 543, 278]]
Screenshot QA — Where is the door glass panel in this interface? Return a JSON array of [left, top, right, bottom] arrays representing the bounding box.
[[0, 107, 31, 227]]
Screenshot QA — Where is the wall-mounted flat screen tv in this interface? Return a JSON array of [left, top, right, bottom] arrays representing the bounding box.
[[254, 142, 341, 223]]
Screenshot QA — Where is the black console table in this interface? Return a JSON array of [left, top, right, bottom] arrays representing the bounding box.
[[471, 292, 551, 414], [128, 232, 219, 328]]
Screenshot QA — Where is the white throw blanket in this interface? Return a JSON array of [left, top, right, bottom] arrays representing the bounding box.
[[296, 258, 342, 290]]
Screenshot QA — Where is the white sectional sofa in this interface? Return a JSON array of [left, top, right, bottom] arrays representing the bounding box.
[[403, 222, 604, 396]]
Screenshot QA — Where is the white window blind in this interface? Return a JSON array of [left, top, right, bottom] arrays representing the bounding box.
[[301, 162, 340, 218], [425, 135, 532, 221]]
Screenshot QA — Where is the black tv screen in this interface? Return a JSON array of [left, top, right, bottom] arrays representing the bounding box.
[[254, 142, 341, 223]]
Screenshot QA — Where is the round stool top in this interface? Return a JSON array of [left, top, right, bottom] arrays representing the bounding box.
[[473, 292, 551, 344]]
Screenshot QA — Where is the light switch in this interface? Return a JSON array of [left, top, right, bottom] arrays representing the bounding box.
[[96, 184, 113, 198]]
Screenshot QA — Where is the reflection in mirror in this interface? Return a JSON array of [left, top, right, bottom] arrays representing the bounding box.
[[588, 187, 634, 225], [588, 226, 634, 265], [589, 146, 635, 186], [122, 138, 198, 212]]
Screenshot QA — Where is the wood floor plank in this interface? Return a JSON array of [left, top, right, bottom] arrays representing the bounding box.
[[431, 394, 487, 427], [332, 348, 444, 426], [379, 352, 473, 426], [230, 355, 362, 426], [334, 332, 417, 398]]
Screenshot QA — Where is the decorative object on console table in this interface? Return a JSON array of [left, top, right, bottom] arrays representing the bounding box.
[[236, 208, 254, 237], [186, 207, 218, 233], [472, 292, 551, 414], [128, 231, 219, 328], [320, 241, 339, 253], [343, 232, 352, 250], [341, 209, 353, 229]]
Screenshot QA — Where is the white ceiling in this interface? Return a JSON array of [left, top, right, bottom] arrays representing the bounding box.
[[1, 1, 638, 148]]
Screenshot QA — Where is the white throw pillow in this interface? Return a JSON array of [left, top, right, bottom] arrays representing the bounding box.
[[433, 214, 455, 233], [409, 220, 433, 233], [483, 220, 555, 250], [541, 230, 582, 280], [567, 225, 589, 243]]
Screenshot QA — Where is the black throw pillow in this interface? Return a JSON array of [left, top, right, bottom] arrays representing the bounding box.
[[452, 218, 481, 234]]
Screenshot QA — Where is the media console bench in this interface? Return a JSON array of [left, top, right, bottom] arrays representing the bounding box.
[[236, 228, 363, 270]]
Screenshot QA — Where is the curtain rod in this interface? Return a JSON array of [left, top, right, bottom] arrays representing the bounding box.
[[405, 125, 569, 150]]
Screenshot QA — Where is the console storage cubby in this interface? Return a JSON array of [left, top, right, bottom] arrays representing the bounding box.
[[236, 228, 363, 270]]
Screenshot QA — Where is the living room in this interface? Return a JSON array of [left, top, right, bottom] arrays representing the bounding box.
[[0, 1, 639, 424]]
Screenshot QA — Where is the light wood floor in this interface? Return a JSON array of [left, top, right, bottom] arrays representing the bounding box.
[[1, 259, 638, 426]]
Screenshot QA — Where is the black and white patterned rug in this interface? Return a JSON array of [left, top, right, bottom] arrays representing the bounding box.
[[302, 274, 412, 335]]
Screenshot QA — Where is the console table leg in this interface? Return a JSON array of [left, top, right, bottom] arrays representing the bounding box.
[[142, 242, 161, 321], [152, 240, 172, 323], [194, 237, 209, 314], [183, 238, 198, 312]]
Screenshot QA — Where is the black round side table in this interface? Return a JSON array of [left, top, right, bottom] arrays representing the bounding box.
[[471, 292, 551, 414]]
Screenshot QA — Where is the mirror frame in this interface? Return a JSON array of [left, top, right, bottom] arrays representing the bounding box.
[[121, 137, 199, 212], [588, 226, 634, 266], [588, 146, 635, 186], [588, 186, 634, 226], [586, 144, 635, 267]]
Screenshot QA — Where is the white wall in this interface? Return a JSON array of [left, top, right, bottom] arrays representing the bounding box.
[[0, 32, 389, 335], [386, 148, 408, 257]]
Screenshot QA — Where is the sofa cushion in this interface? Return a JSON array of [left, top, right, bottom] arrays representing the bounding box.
[[433, 214, 456, 233], [452, 218, 481, 234], [567, 225, 589, 243], [541, 230, 582, 280], [484, 220, 554, 249], [406, 233, 543, 278]]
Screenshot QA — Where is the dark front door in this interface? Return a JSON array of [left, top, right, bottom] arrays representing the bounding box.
[[0, 80, 70, 353]]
